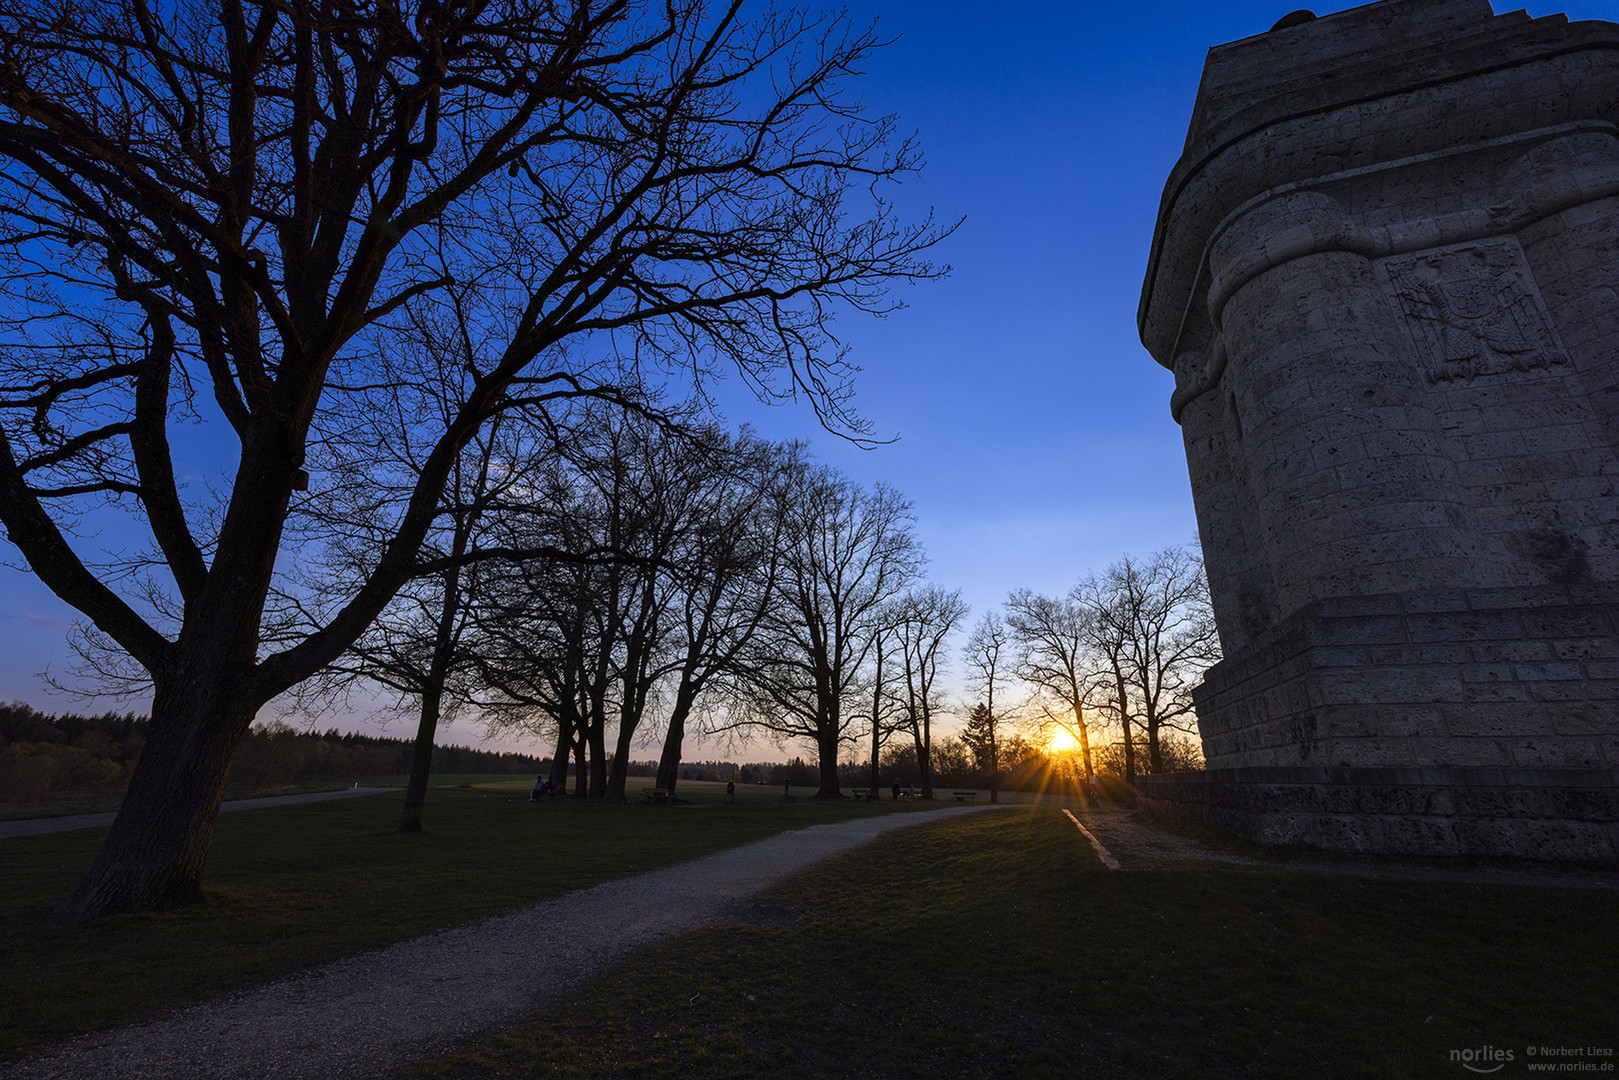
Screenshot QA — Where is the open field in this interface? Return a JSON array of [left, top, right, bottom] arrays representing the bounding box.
[[404, 807, 1619, 1080], [0, 777, 933, 1059], [0, 773, 1064, 824]]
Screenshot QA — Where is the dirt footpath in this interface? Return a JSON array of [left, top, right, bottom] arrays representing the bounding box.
[[2, 804, 1006, 1080]]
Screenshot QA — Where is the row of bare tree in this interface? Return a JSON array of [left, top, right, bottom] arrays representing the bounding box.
[[314, 400, 969, 813], [0, 0, 1217, 921], [951, 547, 1221, 806], [296, 402, 784, 823], [0, 0, 951, 916]]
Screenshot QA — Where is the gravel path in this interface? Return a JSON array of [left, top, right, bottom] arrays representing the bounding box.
[[0, 789, 392, 840], [3, 804, 1003, 1080]]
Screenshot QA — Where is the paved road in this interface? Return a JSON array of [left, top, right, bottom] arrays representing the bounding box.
[[0, 787, 394, 840], [1, 803, 1007, 1080]]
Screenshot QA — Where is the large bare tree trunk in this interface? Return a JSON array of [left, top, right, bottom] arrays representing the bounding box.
[[868, 718, 881, 800], [607, 714, 635, 802], [814, 725, 842, 798], [1077, 711, 1097, 808], [655, 717, 684, 798], [572, 738, 589, 799], [400, 689, 442, 833], [401, 560, 463, 832], [987, 690, 1000, 807], [988, 723, 1000, 804], [918, 705, 935, 800], [588, 726, 608, 800], [867, 641, 884, 799], [656, 683, 699, 798], [1113, 666, 1138, 805], [549, 723, 572, 792], [59, 682, 254, 916], [1121, 720, 1136, 785]]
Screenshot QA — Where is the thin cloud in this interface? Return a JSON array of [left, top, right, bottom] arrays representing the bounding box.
[[24, 613, 73, 631]]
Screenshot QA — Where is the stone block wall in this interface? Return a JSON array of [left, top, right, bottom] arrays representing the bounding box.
[[1135, 1, 1619, 857], [1136, 766, 1619, 861], [1139, 0, 1619, 779], [1194, 583, 1619, 770], [1181, 153, 1619, 661]]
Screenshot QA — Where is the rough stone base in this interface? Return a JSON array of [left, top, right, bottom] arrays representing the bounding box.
[[1193, 584, 1619, 771], [1136, 766, 1619, 862]]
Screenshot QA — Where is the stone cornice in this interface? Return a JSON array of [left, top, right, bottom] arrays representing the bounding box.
[[1139, 6, 1619, 363], [1165, 121, 1619, 421]]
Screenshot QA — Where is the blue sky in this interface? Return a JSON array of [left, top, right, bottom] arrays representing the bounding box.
[[712, 0, 1613, 652], [1, 0, 1610, 745]]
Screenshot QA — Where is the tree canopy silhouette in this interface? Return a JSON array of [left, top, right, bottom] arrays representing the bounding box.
[[0, 0, 946, 915]]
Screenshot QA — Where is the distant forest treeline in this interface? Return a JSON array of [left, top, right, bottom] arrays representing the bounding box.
[[0, 703, 546, 803], [2, 701, 1205, 806]]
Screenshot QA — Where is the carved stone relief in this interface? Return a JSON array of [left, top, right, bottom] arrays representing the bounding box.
[[1380, 238, 1569, 384]]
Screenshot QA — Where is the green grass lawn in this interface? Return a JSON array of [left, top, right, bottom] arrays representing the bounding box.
[[403, 807, 1619, 1080], [0, 770, 572, 822], [0, 776, 1050, 822], [0, 777, 932, 1059]]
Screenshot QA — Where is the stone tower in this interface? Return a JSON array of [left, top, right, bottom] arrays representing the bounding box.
[[1137, 0, 1619, 859]]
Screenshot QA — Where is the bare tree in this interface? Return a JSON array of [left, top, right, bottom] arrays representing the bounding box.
[[893, 585, 967, 800], [1004, 588, 1100, 803], [735, 464, 921, 797], [595, 412, 687, 803], [1102, 548, 1221, 774], [1071, 570, 1139, 786], [310, 418, 510, 832], [0, 0, 946, 914], [598, 414, 787, 803], [856, 614, 907, 800], [471, 403, 652, 801], [961, 611, 1009, 803], [652, 432, 785, 799], [469, 410, 782, 804], [290, 317, 593, 829]]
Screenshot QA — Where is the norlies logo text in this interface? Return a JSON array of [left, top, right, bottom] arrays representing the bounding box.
[[1453, 1046, 1515, 1073]]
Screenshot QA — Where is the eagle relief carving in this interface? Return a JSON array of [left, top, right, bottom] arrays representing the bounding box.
[[1382, 239, 1569, 384]]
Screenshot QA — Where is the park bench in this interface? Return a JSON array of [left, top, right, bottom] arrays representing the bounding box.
[[847, 787, 879, 801], [642, 787, 670, 804], [950, 790, 978, 802]]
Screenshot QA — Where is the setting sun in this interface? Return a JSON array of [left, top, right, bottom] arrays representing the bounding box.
[[1046, 728, 1078, 753]]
